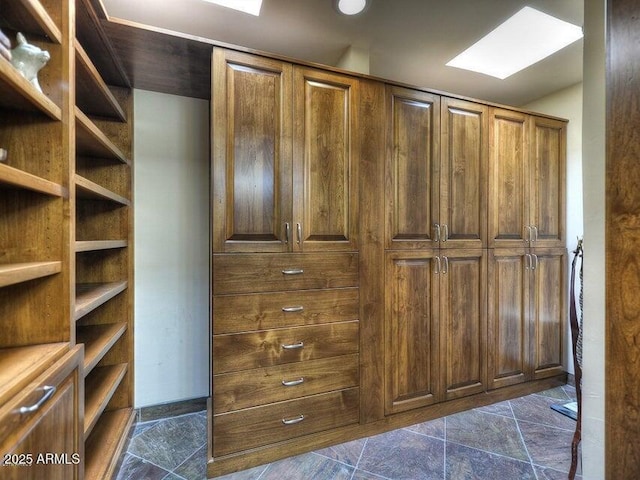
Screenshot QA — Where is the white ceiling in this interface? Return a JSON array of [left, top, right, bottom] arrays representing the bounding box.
[[101, 0, 584, 106]]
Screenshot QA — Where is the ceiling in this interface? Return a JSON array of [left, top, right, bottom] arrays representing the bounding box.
[[100, 0, 584, 106]]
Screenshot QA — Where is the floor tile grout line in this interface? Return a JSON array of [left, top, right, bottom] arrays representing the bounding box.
[[349, 437, 368, 480], [168, 440, 207, 477], [472, 408, 514, 419], [516, 416, 577, 433], [509, 400, 539, 480], [353, 466, 396, 480], [445, 438, 537, 466], [255, 462, 270, 479], [443, 415, 447, 480], [119, 451, 174, 478], [402, 428, 445, 442], [311, 450, 357, 471]]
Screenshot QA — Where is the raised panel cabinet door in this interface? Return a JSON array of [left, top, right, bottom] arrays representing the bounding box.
[[292, 67, 358, 251], [487, 249, 531, 390], [212, 48, 293, 253], [529, 116, 566, 248], [439, 249, 487, 400], [530, 248, 566, 380], [384, 251, 440, 414], [488, 108, 530, 248], [385, 86, 441, 250], [440, 98, 488, 248]]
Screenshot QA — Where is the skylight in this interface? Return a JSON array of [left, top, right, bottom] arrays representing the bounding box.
[[203, 0, 263, 16], [446, 6, 583, 79]]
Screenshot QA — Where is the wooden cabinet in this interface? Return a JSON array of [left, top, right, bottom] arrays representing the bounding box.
[[487, 248, 566, 389], [384, 249, 486, 413], [488, 109, 566, 249], [0, 347, 83, 480], [212, 49, 358, 253]]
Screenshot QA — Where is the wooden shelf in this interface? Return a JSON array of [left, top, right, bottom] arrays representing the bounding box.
[[85, 407, 135, 480], [75, 40, 126, 121], [0, 58, 62, 120], [74, 281, 128, 321], [75, 107, 129, 164], [75, 174, 130, 205], [76, 322, 127, 375], [0, 343, 68, 406], [84, 363, 128, 440], [75, 240, 127, 253], [0, 162, 65, 197], [1, 0, 62, 44], [0, 261, 62, 288]]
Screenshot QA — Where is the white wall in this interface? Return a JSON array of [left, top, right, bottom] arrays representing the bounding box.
[[581, 0, 606, 476], [133, 89, 210, 408], [525, 82, 584, 375]]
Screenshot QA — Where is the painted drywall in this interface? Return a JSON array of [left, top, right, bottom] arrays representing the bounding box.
[[581, 0, 606, 476], [524, 82, 584, 376], [133, 89, 210, 408]]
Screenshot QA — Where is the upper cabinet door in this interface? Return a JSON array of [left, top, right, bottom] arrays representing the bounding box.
[[488, 108, 530, 248], [292, 67, 359, 252], [529, 116, 566, 249], [440, 98, 488, 249], [212, 48, 293, 253], [385, 86, 440, 250]]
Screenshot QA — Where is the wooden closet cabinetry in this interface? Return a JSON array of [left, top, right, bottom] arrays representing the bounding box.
[[488, 109, 566, 249], [211, 48, 360, 460]]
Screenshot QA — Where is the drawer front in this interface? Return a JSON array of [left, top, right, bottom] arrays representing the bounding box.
[[213, 321, 359, 374], [213, 288, 359, 334], [213, 354, 359, 413], [213, 388, 359, 456], [213, 253, 358, 294]]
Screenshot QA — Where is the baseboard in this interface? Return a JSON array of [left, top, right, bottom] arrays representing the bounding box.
[[136, 396, 208, 423]]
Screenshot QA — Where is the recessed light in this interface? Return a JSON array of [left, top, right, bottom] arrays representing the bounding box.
[[202, 0, 263, 16], [446, 6, 583, 79], [336, 0, 367, 15]]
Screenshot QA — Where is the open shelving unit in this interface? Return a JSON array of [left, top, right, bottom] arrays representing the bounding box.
[[73, 0, 135, 477]]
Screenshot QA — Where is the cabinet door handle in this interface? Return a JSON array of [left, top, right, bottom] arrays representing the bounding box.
[[296, 223, 302, 244], [442, 224, 448, 242], [526, 225, 532, 243], [19, 385, 56, 414], [282, 306, 304, 313], [285, 222, 290, 244], [282, 341, 304, 350], [434, 223, 441, 242], [282, 269, 304, 275], [434, 256, 441, 274], [282, 377, 305, 387], [282, 414, 305, 425], [525, 253, 531, 270], [532, 254, 539, 270], [532, 225, 538, 243], [442, 256, 449, 274]]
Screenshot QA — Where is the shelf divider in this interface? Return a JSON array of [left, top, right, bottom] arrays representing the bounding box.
[[0, 261, 62, 288]]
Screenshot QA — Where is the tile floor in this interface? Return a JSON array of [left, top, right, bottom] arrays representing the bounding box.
[[115, 385, 581, 480]]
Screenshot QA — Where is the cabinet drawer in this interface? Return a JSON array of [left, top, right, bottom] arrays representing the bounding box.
[[213, 253, 358, 294], [213, 321, 359, 374], [213, 354, 359, 413], [213, 387, 359, 456], [0, 347, 82, 480], [213, 288, 359, 334]]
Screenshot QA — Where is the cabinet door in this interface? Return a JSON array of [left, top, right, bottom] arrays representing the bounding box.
[[212, 48, 293, 253], [530, 248, 566, 380], [488, 108, 530, 248], [487, 249, 531, 389], [440, 249, 486, 400], [292, 67, 358, 252], [529, 116, 566, 248], [384, 252, 439, 414], [385, 86, 440, 250], [440, 98, 488, 248]]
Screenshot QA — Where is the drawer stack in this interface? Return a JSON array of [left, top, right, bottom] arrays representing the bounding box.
[[212, 252, 360, 457]]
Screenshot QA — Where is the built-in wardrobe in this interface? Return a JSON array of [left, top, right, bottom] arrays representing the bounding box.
[[0, 2, 567, 478]]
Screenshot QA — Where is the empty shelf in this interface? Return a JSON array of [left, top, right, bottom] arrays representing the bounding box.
[[84, 407, 135, 480], [75, 107, 129, 164], [4, 0, 62, 44], [0, 163, 65, 196], [74, 281, 127, 321], [75, 240, 127, 253], [0, 261, 62, 288], [84, 363, 128, 439], [76, 322, 127, 375], [75, 175, 130, 205]]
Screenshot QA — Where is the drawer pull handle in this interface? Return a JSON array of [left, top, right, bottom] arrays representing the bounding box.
[[282, 414, 305, 425], [282, 341, 304, 350], [282, 377, 305, 387], [282, 306, 304, 313], [19, 385, 56, 414], [282, 269, 304, 275]]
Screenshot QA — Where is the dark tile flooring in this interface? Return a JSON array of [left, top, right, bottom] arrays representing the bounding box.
[[115, 385, 581, 480]]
